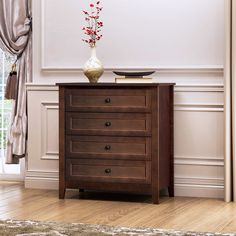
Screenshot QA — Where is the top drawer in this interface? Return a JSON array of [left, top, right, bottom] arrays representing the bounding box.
[[65, 88, 151, 112]]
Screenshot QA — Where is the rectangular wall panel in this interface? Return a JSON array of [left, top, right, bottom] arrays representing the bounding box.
[[40, 0, 224, 70]]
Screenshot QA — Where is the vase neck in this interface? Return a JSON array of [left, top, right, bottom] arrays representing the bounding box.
[[91, 46, 97, 57]]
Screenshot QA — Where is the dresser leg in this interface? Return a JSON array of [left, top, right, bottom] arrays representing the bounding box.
[[59, 187, 66, 199], [152, 193, 160, 204], [168, 185, 174, 197]]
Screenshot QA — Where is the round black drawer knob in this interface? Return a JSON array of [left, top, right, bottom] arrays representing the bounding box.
[[105, 145, 111, 150], [105, 98, 111, 103], [105, 168, 111, 174], [105, 121, 111, 127]]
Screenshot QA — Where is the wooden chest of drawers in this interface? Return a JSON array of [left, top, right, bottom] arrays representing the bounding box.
[[57, 83, 174, 204]]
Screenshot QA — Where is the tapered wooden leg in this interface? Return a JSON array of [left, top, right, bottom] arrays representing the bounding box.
[[152, 197, 159, 204], [168, 185, 174, 197], [59, 187, 66, 199], [152, 192, 160, 204]]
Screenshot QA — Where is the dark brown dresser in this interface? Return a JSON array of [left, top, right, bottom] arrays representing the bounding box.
[[57, 83, 175, 204]]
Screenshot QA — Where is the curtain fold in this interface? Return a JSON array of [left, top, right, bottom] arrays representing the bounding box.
[[0, 0, 32, 164], [225, 0, 236, 202]]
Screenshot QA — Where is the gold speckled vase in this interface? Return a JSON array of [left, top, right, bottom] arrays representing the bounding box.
[[83, 46, 104, 83]]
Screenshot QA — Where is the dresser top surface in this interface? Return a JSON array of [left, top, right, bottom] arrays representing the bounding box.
[[56, 83, 175, 87]]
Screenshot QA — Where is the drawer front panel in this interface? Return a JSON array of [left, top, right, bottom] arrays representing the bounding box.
[[65, 88, 151, 112], [66, 113, 151, 136], [66, 136, 151, 160], [66, 159, 151, 183]]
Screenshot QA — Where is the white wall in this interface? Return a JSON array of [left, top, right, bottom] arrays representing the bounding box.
[[27, 0, 225, 198]]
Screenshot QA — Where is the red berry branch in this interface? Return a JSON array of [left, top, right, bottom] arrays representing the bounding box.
[[82, 1, 103, 47]]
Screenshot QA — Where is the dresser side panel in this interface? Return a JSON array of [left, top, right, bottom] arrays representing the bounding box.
[[59, 86, 66, 198], [158, 85, 174, 194]]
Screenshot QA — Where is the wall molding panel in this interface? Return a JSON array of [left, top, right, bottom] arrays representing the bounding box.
[[27, 87, 59, 179], [41, 102, 59, 160], [39, 0, 224, 70]]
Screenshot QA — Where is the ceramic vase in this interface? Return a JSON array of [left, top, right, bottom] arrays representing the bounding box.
[[83, 46, 104, 83]]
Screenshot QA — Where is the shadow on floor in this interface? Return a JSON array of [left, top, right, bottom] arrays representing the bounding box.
[[65, 189, 170, 204]]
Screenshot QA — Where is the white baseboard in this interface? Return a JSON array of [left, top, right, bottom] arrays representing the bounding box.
[[25, 177, 58, 190], [0, 174, 24, 182], [24, 171, 224, 198], [25, 170, 58, 190], [175, 185, 224, 199], [175, 177, 224, 199]]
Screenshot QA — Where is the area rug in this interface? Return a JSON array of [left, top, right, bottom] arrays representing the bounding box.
[[0, 219, 235, 236]]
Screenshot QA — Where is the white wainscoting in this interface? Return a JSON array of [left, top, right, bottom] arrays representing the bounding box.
[[26, 85, 59, 190], [26, 76, 224, 198]]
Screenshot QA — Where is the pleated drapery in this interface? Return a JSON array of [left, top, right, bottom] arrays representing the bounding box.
[[0, 0, 32, 164], [224, 0, 236, 202]]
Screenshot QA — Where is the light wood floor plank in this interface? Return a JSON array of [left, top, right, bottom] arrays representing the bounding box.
[[0, 181, 235, 233]]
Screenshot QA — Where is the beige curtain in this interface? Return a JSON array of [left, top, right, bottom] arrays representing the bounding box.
[[0, 0, 32, 164], [225, 0, 236, 202]]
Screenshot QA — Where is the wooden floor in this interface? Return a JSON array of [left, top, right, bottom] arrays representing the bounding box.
[[0, 181, 236, 233]]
